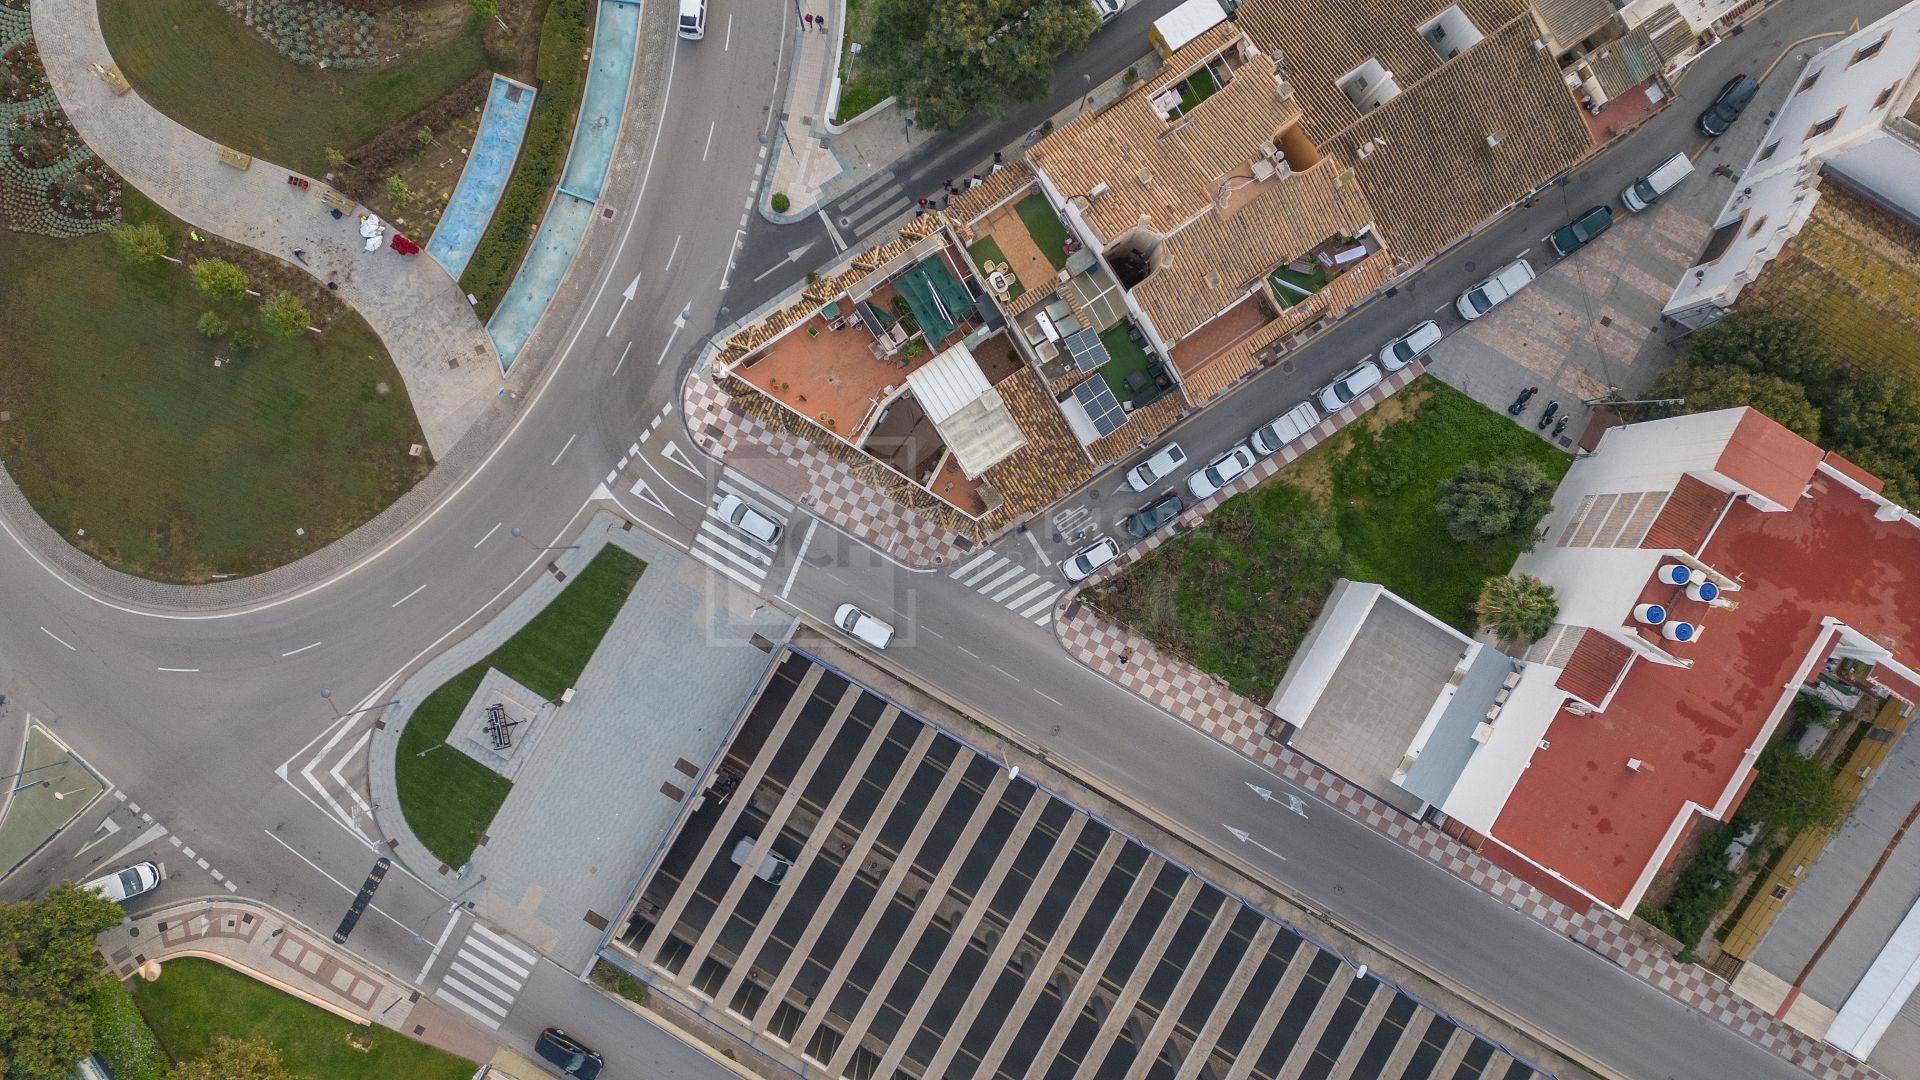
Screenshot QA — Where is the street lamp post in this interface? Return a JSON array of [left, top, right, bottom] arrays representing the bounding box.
[[510, 527, 581, 553], [320, 688, 400, 720]]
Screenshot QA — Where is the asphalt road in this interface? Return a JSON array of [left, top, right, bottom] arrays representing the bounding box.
[[0, 0, 1895, 1078]]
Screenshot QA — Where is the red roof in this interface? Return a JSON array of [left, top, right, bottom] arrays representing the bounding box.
[[1555, 630, 1634, 705], [1641, 473, 1728, 553], [1492, 478, 1920, 910], [1823, 451, 1886, 495], [1713, 409, 1823, 509]]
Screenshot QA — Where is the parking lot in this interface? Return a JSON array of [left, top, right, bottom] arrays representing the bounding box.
[[605, 649, 1555, 1080]]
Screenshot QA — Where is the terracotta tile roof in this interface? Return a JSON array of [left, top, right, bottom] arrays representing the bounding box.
[[1640, 473, 1728, 553], [1553, 629, 1634, 706], [1027, 28, 1304, 242], [1088, 392, 1189, 466], [1175, 251, 1396, 403], [1533, 0, 1616, 46], [948, 162, 1035, 226], [981, 368, 1094, 514], [1130, 162, 1380, 341], [1824, 451, 1887, 494], [1715, 408, 1823, 508]]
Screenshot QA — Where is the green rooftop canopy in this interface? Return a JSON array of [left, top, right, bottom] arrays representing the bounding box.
[[894, 256, 976, 346]]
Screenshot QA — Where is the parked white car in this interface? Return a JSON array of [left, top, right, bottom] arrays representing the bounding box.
[[1090, 0, 1125, 22], [1315, 361, 1384, 413], [1062, 537, 1120, 582], [833, 604, 895, 649], [715, 494, 783, 547], [1125, 442, 1187, 492], [1186, 444, 1257, 500], [1455, 258, 1535, 321], [1378, 321, 1442, 372], [1248, 401, 1320, 456], [84, 862, 160, 903]]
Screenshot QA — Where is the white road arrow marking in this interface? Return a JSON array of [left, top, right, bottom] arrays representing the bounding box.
[[74, 817, 121, 860], [753, 242, 817, 283], [1225, 825, 1287, 861], [1245, 782, 1310, 819], [96, 822, 168, 869], [605, 272, 642, 337], [655, 302, 692, 365]]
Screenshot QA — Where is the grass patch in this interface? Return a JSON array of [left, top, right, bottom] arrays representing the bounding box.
[[589, 960, 651, 1007], [967, 233, 1025, 302], [1090, 377, 1568, 697], [1014, 192, 1069, 271], [1268, 261, 1333, 308], [133, 958, 476, 1080], [458, 0, 591, 321], [0, 194, 428, 582], [99, 0, 493, 178], [831, 0, 884, 124], [396, 545, 646, 866], [1097, 324, 1153, 403]]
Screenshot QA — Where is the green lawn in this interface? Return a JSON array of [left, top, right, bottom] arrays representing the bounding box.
[[396, 545, 646, 867], [967, 234, 1026, 302], [133, 958, 476, 1080], [0, 194, 428, 583], [832, 0, 884, 124], [1090, 377, 1569, 698], [1098, 323, 1153, 403], [1269, 261, 1333, 308], [1015, 192, 1070, 271], [99, 0, 492, 177]]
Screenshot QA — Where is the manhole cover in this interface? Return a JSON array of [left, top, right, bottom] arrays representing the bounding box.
[[602, 207, 616, 220], [1463, 260, 1477, 273], [839, 216, 852, 227]]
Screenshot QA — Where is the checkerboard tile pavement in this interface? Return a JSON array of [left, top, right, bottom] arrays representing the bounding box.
[[1050, 369, 1885, 1080], [683, 373, 967, 568]]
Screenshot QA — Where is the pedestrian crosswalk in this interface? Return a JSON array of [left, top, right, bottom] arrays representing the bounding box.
[[828, 169, 909, 244], [690, 469, 795, 592], [949, 549, 1062, 625], [432, 923, 535, 1031]]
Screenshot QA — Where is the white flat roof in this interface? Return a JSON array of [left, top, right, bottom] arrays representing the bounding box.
[[905, 343, 1026, 476]]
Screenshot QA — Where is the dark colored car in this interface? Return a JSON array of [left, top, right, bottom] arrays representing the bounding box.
[[1697, 74, 1758, 136], [534, 1028, 604, 1079], [1549, 205, 1614, 257], [1125, 493, 1184, 538]]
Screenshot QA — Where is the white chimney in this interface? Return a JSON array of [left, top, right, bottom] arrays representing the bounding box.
[[1627, 757, 1648, 772]]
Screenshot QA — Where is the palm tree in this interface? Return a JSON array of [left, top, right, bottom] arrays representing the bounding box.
[[1476, 574, 1558, 644]]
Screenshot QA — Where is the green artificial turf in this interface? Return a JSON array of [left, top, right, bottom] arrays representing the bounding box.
[[1015, 192, 1070, 271], [967, 233, 1026, 302]]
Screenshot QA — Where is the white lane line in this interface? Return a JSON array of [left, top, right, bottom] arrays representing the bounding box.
[[157, 667, 199, 673], [639, 456, 698, 504], [663, 234, 682, 273], [819, 208, 847, 251], [781, 519, 818, 600], [40, 626, 76, 651], [550, 433, 578, 467], [992, 665, 1020, 682], [956, 645, 980, 659], [702, 120, 716, 161], [724, 11, 733, 49], [719, 227, 746, 291], [260, 829, 417, 935], [416, 911, 464, 983], [1024, 529, 1053, 565], [473, 522, 502, 548], [471, 923, 539, 965], [392, 582, 428, 608], [280, 641, 322, 658], [950, 550, 996, 578], [1036, 689, 1065, 707], [328, 729, 374, 806], [612, 340, 632, 376]]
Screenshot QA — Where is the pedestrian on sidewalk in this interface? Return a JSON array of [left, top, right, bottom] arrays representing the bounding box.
[[917, 197, 930, 209], [993, 151, 1003, 164], [803, 12, 813, 28], [292, 248, 308, 265], [817, 16, 826, 31]]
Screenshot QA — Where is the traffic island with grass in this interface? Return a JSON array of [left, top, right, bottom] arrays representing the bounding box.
[[1087, 377, 1569, 698], [395, 545, 645, 868], [132, 958, 477, 1080]]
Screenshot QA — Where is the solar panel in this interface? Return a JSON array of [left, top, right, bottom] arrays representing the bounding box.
[[1064, 328, 1110, 373], [1073, 378, 1127, 437]]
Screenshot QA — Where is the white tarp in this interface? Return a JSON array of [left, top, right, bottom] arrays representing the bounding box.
[[904, 343, 1026, 476], [1828, 896, 1920, 1058]]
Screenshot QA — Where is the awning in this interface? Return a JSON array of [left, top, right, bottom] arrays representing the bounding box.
[[905, 343, 1026, 476], [893, 256, 977, 346]]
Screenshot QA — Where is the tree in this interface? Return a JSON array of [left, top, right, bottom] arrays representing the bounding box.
[[107, 222, 168, 264], [171, 1037, 294, 1080], [467, 0, 500, 19], [0, 884, 127, 1078], [1822, 366, 1920, 466], [321, 146, 347, 172], [190, 258, 249, 301], [1474, 574, 1558, 644], [1740, 741, 1850, 836], [1435, 459, 1556, 544], [1648, 362, 1822, 440], [864, 0, 1098, 130], [1688, 308, 1834, 385], [196, 311, 230, 338], [260, 292, 311, 337], [385, 174, 411, 203]]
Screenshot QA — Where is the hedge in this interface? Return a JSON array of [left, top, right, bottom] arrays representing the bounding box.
[[90, 979, 169, 1080], [337, 73, 492, 199], [458, 0, 592, 320]]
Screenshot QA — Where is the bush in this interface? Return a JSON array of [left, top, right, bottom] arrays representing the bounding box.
[[196, 311, 230, 338], [1661, 826, 1739, 958], [416, 125, 434, 147], [260, 292, 312, 337], [231, 327, 263, 351], [385, 175, 412, 202], [88, 980, 168, 1080], [770, 192, 790, 213], [190, 258, 250, 300], [589, 960, 650, 1007], [107, 221, 168, 263], [460, 0, 593, 319], [1635, 904, 1677, 939], [468, 0, 500, 17]]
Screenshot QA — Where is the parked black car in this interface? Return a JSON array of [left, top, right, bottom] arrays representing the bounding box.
[[1549, 205, 1614, 257], [534, 1028, 604, 1079], [1697, 74, 1758, 136], [1125, 493, 1184, 539]]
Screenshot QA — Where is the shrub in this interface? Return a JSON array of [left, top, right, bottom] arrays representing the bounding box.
[[1662, 826, 1738, 959], [416, 124, 434, 147], [770, 192, 791, 213], [260, 292, 312, 337], [385, 174, 412, 203], [196, 311, 230, 338], [231, 327, 263, 351], [190, 258, 249, 300], [339, 74, 491, 193], [589, 960, 650, 1007], [88, 980, 167, 1080], [468, 0, 500, 17], [322, 145, 347, 171], [107, 221, 168, 263]]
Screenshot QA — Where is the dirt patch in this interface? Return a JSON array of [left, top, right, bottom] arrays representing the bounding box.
[[1285, 380, 1435, 504], [371, 1, 481, 67], [350, 110, 482, 243], [183, 233, 347, 330], [485, 0, 552, 75]]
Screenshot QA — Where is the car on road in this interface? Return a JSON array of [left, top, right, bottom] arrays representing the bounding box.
[[1248, 401, 1321, 456], [832, 604, 895, 649], [1549, 205, 1614, 258], [676, 0, 705, 39], [1697, 74, 1758, 136], [1063, 537, 1121, 582], [1377, 321, 1442, 372], [83, 862, 159, 903], [715, 493, 782, 547], [1090, 0, 1125, 22], [1455, 258, 1535, 321], [1124, 442, 1187, 492], [534, 1028, 604, 1079], [1124, 493, 1183, 539], [1186, 444, 1258, 500], [1621, 151, 1694, 213], [1315, 362, 1384, 413]]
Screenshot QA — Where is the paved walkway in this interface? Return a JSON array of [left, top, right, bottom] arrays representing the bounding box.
[[34, 0, 502, 458], [100, 896, 497, 1064]]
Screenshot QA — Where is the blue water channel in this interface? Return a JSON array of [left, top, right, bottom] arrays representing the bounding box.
[[427, 75, 537, 280]]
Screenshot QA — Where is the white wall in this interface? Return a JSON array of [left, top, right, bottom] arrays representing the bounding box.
[[1439, 665, 1570, 834]]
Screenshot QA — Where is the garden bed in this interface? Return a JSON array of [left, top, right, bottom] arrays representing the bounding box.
[[830, 0, 883, 124], [333, 71, 492, 243]]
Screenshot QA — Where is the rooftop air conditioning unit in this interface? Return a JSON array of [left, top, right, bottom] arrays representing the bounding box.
[[1136, 168, 1154, 186], [1251, 158, 1277, 182], [1485, 704, 1503, 722], [1485, 134, 1501, 149], [1534, 36, 1549, 50], [1089, 181, 1109, 199], [1472, 722, 1497, 743]]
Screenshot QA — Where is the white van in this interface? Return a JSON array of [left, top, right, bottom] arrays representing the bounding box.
[[1248, 401, 1321, 456], [1621, 152, 1694, 213], [833, 604, 895, 649], [1455, 259, 1535, 321], [730, 837, 793, 884], [678, 0, 705, 39]]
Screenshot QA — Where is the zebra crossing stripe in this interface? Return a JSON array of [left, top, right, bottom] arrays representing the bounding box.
[[1020, 590, 1063, 618], [951, 550, 997, 578], [453, 946, 527, 986], [977, 565, 1027, 595], [691, 548, 766, 592], [956, 555, 1008, 585], [1005, 580, 1057, 611], [470, 923, 537, 965], [718, 470, 796, 515], [696, 523, 774, 574]]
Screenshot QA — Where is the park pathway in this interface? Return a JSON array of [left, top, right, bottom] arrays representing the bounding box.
[[32, 0, 502, 458]]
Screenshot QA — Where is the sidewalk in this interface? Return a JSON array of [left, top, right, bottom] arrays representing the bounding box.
[[100, 897, 497, 1064], [33, 0, 501, 459]]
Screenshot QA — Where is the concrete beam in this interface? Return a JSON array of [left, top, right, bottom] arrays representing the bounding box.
[[1066, 875, 1206, 1080], [1430, 1026, 1473, 1078], [1170, 921, 1283, 1080], [1326, 977, 1395, 1078], [1121, 900, 1240, 1080], [1274, 952, 1354, 1080], [1376, 1007, 1433, 1079], [1221, 941, 1318, 1080]]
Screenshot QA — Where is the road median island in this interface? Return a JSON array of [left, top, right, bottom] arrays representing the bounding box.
[[394, 544, 645, 868]]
